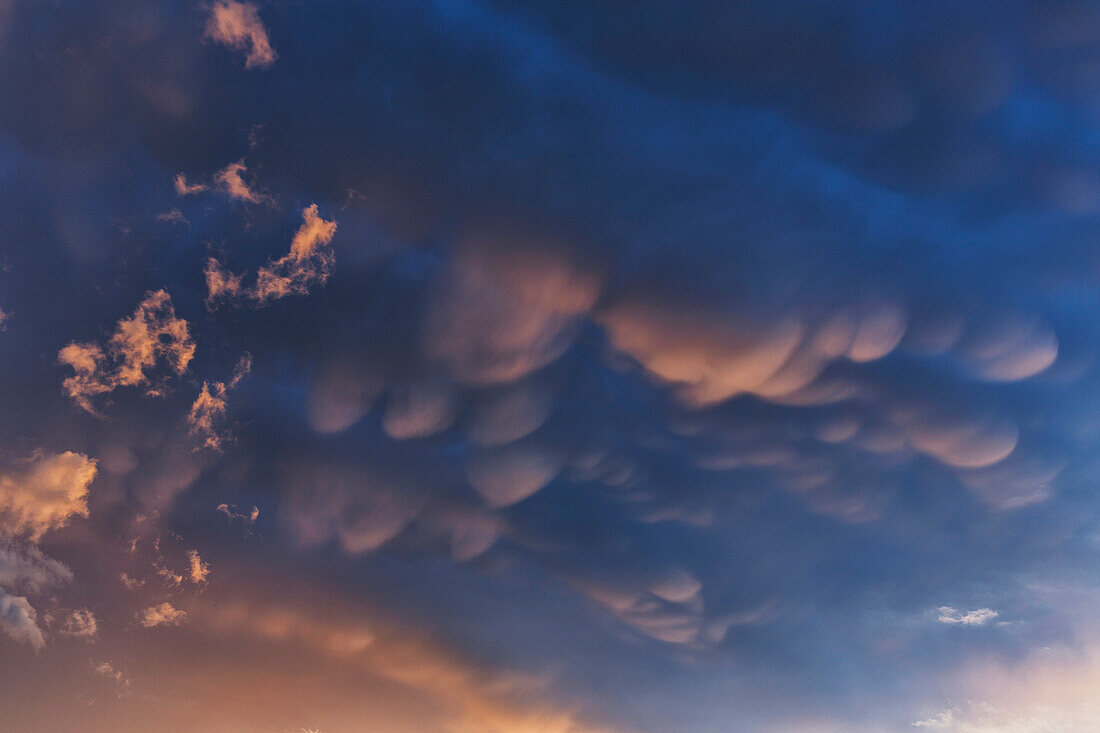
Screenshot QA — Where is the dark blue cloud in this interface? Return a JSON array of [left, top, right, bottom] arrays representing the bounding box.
[[3, 1, 1100, 731]]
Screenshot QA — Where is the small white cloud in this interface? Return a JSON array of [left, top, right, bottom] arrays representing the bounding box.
[[60, 608, 97, 638], [187, 550, 210, 584], [138, 602, 187, 628], [936, 606, 1000, 626]]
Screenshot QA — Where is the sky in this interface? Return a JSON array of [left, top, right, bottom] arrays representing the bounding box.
[[3, 1, 1100, 731]]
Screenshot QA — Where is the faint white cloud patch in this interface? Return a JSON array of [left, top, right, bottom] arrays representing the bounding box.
[[936, 607, 1000, 626], [139, 602, 187, 628], [60, 608, 97, 638]]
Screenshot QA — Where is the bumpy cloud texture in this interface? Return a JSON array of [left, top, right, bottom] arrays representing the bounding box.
[[4, 0, 1100, 731]]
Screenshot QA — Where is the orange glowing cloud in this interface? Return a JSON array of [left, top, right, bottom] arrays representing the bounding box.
[[204, 0, 277, 69], [206, 205, 338, 306], [58, 290, 195, 414], [0, 451, 96, 542]]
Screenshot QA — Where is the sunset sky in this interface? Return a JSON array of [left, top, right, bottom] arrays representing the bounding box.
[[4, 1, 1100, 731]]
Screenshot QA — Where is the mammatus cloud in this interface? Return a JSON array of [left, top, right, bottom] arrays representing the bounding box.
[[188, 354, 251, 450], [0, 452, 96, 542], [60, 608, 97, 638], [204, 0, 276, 69], [0, 588, 45, 649], [422, 228, 602, 384], [936, 607, 1000, 626], [58, 290, 195, 414], [206, 204, 337, 305], [139, 602, 187, 628]]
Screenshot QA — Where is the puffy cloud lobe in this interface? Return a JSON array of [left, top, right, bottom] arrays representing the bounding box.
[[139, 602, 187, 628], [58, 290, 195, 414], [569, 570, 755, 647], [422, 227, 602, 384], [465, 441, 564, 508], [284, 463, 421, 555], [204, 0, 276, 69], [305, 360, 381, 435], [0, 588, 44, 649], [381, 381, 457, 440], [596, 297, 912, 408], [0, 452, 96, 542], [206, 205, 337, 305]]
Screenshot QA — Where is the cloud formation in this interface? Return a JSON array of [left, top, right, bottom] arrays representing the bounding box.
[[60, 608, 98, 638], [186, 550, 210, 584], [204, 1, 276, 69], [188, 354, 251, 450], [936, 607, 1000, 627], [139, 602, 187, 628], [205, 205, 337, 305], [0, 452, 96, 541], [0, 588, 44, 649], [58, 291, 195, 414]]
